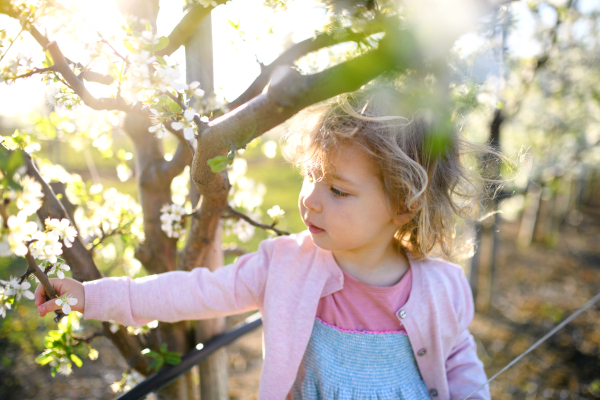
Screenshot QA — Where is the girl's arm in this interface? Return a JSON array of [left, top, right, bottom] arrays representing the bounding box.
[[445, 272, 490, 400], [35, 239, 272, 326]]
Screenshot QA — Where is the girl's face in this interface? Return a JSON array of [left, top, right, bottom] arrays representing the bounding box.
[[298, 144, 404, 254]]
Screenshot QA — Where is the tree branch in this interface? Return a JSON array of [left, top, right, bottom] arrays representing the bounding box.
[[45, 41, 144, 114], [223, 206, 289, 236], [226, 18, 388, 110], [156, 2, 227, 57]]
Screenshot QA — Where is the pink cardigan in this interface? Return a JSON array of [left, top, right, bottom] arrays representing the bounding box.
[[84, 231, 490, 400]]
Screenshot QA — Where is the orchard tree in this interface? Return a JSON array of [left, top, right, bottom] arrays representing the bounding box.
[[0, 0, 498, 397]]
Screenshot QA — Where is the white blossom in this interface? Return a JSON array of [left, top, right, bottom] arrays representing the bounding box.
[[160, 203, 187, 239], [49, 261, 71, 279], [55, 294, 78, 314], [57, 358, 72, 376], [187, 81, 205, 98], [0, 288, 12, 318], [5, 281, 34, 301], [170, 108, 198, 140], [29, 230, 63, 264], [45, 218, 77, 248], [139, 30, 159, 46], [267, 205, 285, 220], [109, 322, 120, 333], [149, 123, 168, 139], [17, 176, 44, 216], [7, 212, 39, 256]]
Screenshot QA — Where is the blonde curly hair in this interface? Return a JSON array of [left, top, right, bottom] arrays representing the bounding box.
[[283, 86, 490, 260]]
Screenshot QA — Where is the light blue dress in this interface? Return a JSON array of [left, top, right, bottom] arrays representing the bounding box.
[[290, 318, 431, 399]]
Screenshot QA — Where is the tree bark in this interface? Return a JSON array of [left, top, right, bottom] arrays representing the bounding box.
[[186, 13, 229, 399]]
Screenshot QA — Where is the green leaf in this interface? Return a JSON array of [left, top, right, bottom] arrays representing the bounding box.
[[70, 354, 83, 368], [123, 41, 135, 52], [207, 153, 235, 173], [153, 36, 169, 52], [6, 148, 24, 177], [228, 19, 240, 30], [141, 348, 160, 359], [155, 55, 167, 66], [51, 366, 57, 377], [43, 50, 53, 68], [164, 353, 181, 365]]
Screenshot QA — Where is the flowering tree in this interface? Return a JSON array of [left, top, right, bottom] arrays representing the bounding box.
[[0, 0, 497, 397]]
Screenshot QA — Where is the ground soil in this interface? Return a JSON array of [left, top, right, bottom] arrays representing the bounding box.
[[2, 207, 599, 400]]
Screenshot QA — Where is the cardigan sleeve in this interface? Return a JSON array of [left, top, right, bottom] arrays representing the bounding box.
[[445, 271, 490, 400], [83, 239, 272, 326]]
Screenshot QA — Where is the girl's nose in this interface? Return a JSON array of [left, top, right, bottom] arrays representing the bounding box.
[[301, 181, 321, 212]]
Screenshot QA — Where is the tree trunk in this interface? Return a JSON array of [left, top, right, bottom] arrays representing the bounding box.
[[186, 12, 229, 400]]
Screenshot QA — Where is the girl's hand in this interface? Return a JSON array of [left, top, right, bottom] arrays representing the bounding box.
[[35, 278, 85, 317]]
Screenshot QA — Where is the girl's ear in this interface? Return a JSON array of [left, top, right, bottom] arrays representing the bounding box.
[[392, 213, 413, 226]]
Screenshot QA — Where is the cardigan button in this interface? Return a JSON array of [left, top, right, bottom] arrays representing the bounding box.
[[429, 388, 438, 397], [418, 348, 427, 356], [399, 310, 407, 319]]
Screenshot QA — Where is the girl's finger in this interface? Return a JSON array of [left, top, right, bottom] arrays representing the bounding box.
[[34, 283, 47, 307], [38, 299, 61, 317]]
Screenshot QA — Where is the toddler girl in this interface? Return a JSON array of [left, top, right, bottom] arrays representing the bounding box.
[[36, 86, 490, 399]]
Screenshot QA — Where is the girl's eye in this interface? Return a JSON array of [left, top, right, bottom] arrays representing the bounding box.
[[330, 186, 349, 198]]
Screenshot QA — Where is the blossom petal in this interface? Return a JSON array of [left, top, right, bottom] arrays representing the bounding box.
[[67, 298, 78, 306], [57, 270, 65, 279], [62, 304, 71, 314], [184, 108, 195, 121], [56, 299, 64, 306]]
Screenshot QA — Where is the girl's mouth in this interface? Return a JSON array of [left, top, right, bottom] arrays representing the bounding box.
[[307, 223, 325, 234]]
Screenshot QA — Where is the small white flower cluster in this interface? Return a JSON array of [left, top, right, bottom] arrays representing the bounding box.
[[17, 175, 44, 216], [0, 52, 33, 84], [1, 276, 34, 317], [45, 217, 77, 248], [0, 285, 11, 318], [126, 320, 158, 335], [76, 187, 144, 244], [148, 81, 205, 141], [160, 203, 187, 239], [170, 108, 197, 140], [110, 370, 144, 394], [29, 230, 63, 264]]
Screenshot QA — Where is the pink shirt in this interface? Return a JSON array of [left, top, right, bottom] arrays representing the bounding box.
[[316, 268, 412, 332], [83, 231, 490, 400]]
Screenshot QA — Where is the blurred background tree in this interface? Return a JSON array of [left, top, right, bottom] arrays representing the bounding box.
[[0, 0, 599, 399]]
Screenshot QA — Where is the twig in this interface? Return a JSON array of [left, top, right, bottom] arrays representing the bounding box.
[[13, 66, 56, 80], [99, 34, 129, 63], [0, 26, 25, 64], [72, 330, 104, 345], [24, 251, 58, 300], [223, 205, 289, 236]]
